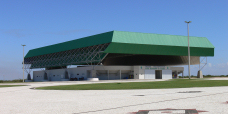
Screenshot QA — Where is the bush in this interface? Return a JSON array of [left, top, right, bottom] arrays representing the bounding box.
[[0, 79, 23, 83], [179, 75, 228, 78]]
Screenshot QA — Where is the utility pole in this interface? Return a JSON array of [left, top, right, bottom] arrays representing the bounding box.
[[22, 45, 26, 82], [185, 21, 191, 79]]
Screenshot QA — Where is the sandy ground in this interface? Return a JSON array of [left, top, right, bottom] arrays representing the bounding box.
[[0, 79, 228, 114]]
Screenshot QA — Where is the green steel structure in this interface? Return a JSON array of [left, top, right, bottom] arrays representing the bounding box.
[[24, 31, 214, 69]]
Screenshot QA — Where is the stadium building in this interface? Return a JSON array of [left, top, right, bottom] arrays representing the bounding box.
[[24, 31, 214, 82]]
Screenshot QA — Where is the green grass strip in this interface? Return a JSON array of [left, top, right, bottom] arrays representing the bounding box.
[[0, 79, 24, 83], [0, 85, 26, 88], [36, 79, 228, 90]]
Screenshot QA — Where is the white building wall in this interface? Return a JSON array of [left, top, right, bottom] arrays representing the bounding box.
[[95, 66, 133, 80], [109, 73, 120, 80], [162, 70, 172, 79], [95, 66, 133, 71], [96, 73, 109, 80], [133, 66, 139, 79], [68, 67, 91, 79], [32, 66, 182, 81], [46, 69, 65, 81], [139, 69, 145, 79], [144, 70, 155, 79], [33, 71, 45, 82]]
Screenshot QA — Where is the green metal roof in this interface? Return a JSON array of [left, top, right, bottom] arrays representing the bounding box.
[[25, 31, 113, 58], [25, 31, 214, 58], [112, 31, 214, 48]]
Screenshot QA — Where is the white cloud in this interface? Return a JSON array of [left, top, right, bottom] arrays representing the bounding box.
[[202, 63, 228, 75], [0, 29, 31, 38], [208, 63, 212, 67], [217, 63, 226, 68]]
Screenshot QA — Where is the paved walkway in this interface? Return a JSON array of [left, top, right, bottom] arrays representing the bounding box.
[[0, 79, 228, 114]]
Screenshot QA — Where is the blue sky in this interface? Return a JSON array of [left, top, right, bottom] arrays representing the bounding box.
[[0, 0, 227, 80]]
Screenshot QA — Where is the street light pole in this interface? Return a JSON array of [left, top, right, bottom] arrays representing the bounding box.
[[22, 45, 26, 82], [185, 21, 191, 79]]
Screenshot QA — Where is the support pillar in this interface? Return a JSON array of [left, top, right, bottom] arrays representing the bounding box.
[[108, 70, 109, 80], [197, 70, 203, 78], [91, 70, 96, 78], [25, 73, 33, 82], [88, 70, 99, 81], [176, 71, 179, 79], [120, 70, 121, 80]]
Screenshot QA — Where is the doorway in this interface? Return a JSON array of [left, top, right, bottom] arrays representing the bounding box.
[[155, 70, 162, 79]]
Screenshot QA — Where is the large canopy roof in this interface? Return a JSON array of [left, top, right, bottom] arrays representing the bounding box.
[[25, 31, 214, 58], [24, 31, 214, 68]]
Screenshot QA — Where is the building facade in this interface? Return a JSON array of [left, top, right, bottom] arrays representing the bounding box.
[[33, 66, 184, 81], [24, 31, 214, 82]]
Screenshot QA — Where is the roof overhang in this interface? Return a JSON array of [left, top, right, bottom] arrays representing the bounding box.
[[24, 31, 214, 68]]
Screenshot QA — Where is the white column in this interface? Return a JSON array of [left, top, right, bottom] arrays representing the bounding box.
[[108, 70, 109, 80], [176, 71, 179, 78], [120, 70, 121, 80]]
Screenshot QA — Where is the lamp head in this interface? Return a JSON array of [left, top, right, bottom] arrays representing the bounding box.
[[185, 21, 191, 23]]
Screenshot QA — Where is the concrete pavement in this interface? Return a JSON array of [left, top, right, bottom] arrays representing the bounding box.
[[0, 79, 228, 114]]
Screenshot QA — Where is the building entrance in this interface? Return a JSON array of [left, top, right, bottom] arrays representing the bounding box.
[[155, 70, 162, 79]]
